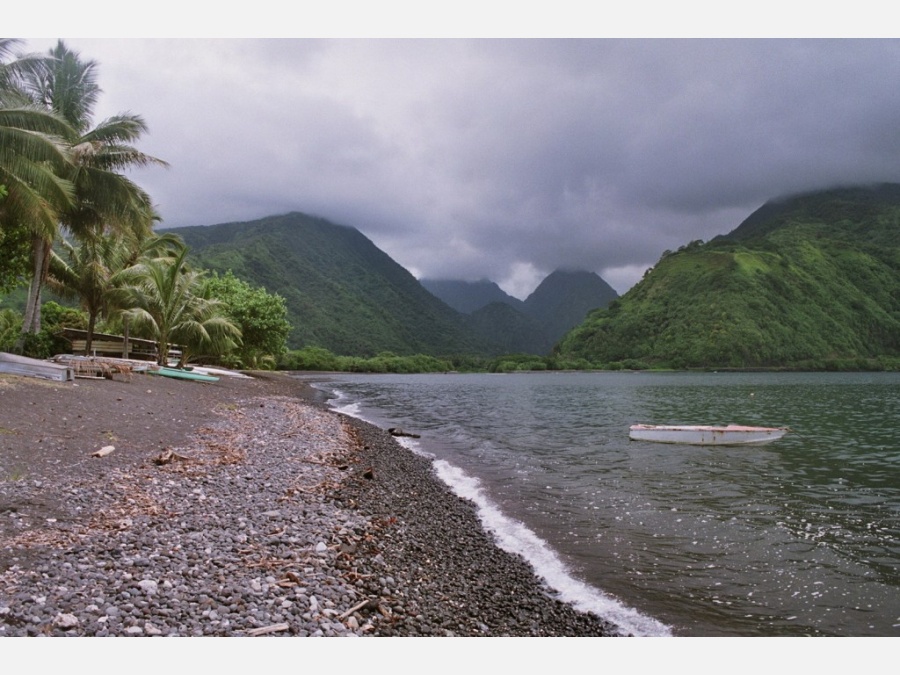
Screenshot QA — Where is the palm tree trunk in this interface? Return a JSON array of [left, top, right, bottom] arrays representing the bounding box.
[[85, 312, 96, 355], [33, 238, 51, 332], [122, 316, 130, 359], [15, 236, 52, 352], [157, 333, 168, 366]]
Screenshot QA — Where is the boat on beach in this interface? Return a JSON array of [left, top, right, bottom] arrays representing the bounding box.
[[148, 366, 220, 383], [629, 424, 788, 445]]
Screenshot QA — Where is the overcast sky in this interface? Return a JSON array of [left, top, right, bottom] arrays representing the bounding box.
[[16, 30, 900, 297]]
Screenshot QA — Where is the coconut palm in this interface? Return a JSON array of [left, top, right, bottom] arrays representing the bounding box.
[[120, 242, 241, 366], [46, 229, 188, 356], [0, 104, 74, 232], [0, 39, 75, 274], [45, 231, 128, 355], [16, 40, 167, 341], [113, 230, 185, 358]]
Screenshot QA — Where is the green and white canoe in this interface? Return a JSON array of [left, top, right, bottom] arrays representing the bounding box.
[[148, 366, 220, 383]]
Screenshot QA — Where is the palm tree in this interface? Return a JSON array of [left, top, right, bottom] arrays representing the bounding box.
[[0, 104, 74, 231], [46, 229, 187, 357], [45, 231, 128, 355], [120, 242, 241, 366], [16, 40, 167, 341], [114, 230, 183, 359], [1, 40, 75, 279]]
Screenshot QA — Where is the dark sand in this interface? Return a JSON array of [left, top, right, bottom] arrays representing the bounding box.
[[0, 368, 618, 636]]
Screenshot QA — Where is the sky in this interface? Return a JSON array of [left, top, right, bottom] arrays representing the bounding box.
[[13, 8, 900, 298]]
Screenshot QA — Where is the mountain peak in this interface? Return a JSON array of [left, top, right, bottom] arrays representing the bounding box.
[[524, 269, 618, 339]]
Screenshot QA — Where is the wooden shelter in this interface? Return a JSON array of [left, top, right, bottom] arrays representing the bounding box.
[[61, 328, 182, 363]]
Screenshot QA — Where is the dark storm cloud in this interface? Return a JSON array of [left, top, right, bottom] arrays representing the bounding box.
[[18, 37, 900, 296]]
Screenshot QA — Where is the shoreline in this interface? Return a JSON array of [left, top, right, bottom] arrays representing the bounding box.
[[0, 370, 619, 636]]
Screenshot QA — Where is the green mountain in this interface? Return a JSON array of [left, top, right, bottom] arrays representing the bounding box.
[[168, 213, 618, 358], [420, 278, 525, 314], [465, 302, 555, 355], [556, 184, 900, 369], [524, 269, 619, 342], [165, 212, 487, 356], [422, 269, 618, 353]]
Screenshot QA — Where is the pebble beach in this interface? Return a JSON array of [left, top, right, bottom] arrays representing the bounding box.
[[0, 370, 620, 638]]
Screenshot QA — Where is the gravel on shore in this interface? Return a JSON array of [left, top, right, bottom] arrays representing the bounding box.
[[0, 370, 621, 637]]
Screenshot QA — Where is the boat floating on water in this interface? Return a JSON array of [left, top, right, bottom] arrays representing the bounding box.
[[629, 424, 789, 446]]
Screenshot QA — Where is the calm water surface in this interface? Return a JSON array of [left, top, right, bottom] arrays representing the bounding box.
[[299, 371, 899, 637]]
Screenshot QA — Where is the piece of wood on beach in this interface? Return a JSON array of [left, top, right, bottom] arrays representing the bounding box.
[[338, 598, 380, 620], [91, 445, 115, 458], [153, 448, 192, 465], [387, 427, 421, 438], [245, 623, 290, 636]]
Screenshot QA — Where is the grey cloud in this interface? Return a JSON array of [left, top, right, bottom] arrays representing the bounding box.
[[21, 38, 900, 296]]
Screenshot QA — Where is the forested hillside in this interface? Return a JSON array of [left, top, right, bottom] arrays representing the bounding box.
[[556, 184, 900, 369], [464, 302, 555, 355], [169, 214, 618, 358], [523, 270, 618, 342], [167, 213, 488, 356]]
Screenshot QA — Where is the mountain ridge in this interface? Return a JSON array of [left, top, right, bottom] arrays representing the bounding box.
[[419, 278, 525, 314], [556, 183, 900, 369], [166, 212, 488, 356], [421, 269, 619, 352], [167, 213, 621, 358]]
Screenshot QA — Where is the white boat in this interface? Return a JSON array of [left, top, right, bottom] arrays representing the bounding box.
[[629, 424, 788, 445]]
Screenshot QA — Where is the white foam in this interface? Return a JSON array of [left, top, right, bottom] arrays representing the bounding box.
[[325, 388, 363, 419], [323, 384, 672, 636], [431, 458, 673, 637]]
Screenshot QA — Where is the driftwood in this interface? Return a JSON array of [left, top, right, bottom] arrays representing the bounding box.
[[338, 598, 380, 620], [275, 571, 303, 588], [387, 427, 420, 438], [91, 445, 115, 458], [153, 449, 192, 465], [246, 623, 290, 636]]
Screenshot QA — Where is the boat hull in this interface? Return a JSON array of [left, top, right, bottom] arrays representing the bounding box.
[[629, 424, 787, 445], [148, 367, 219, 383]]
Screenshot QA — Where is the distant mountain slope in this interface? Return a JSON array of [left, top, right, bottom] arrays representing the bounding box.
[[523, 269, 619, 342], [419, 278, 525, 314], [556, 184, 900, 369], [464, 302, 555, 355], [165, 213, 487, 356], [422, 269, 619, 353]]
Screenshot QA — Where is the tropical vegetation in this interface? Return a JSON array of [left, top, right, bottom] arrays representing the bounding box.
[[202, 271, 290, 369], [0, 39, 278, 368], [116, 239, 241, 367], [3, 39, 898, 375], [278, 347, 454, 373], [14, 40, 167, 345], [168, 212, 492, 356], [556, 185, 900, 370]]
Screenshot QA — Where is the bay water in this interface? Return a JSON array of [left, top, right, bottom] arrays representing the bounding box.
[[299, 371, 899, 637]]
